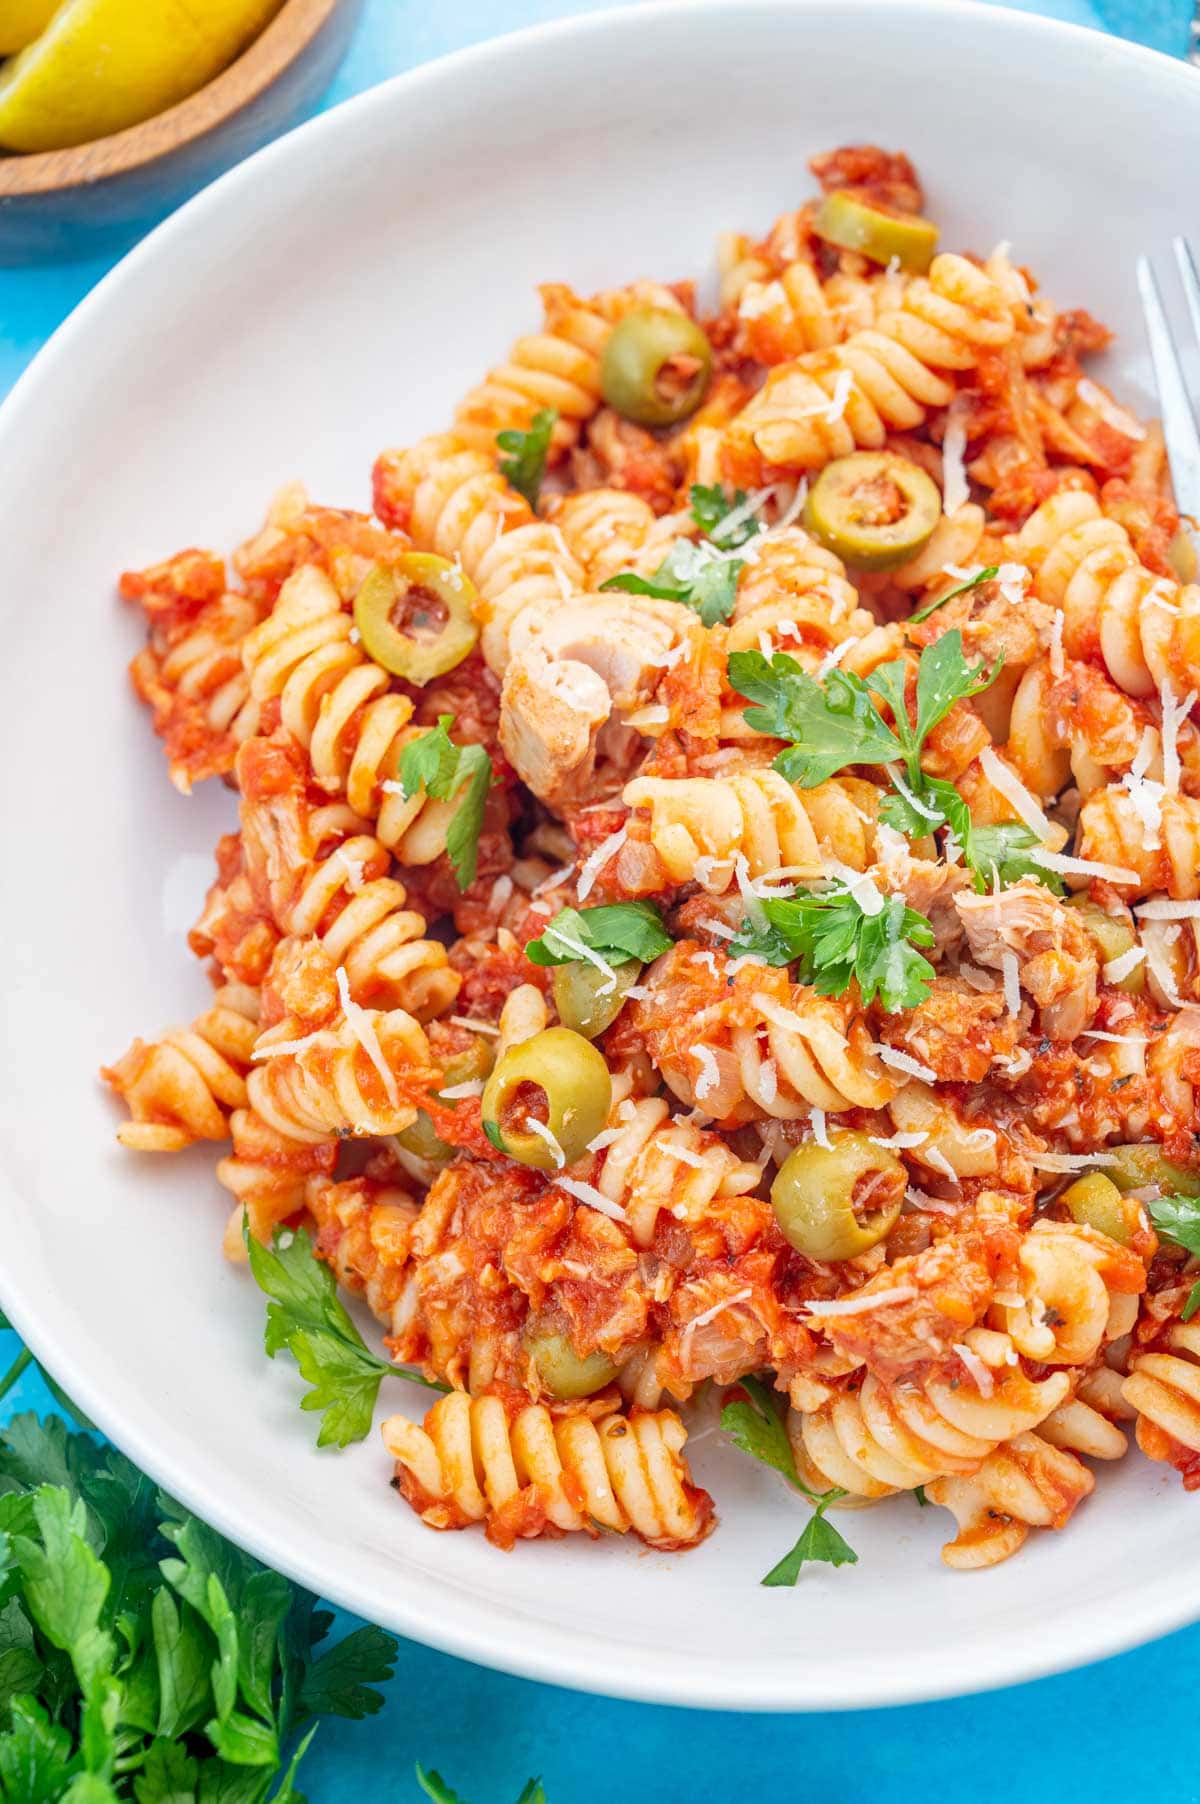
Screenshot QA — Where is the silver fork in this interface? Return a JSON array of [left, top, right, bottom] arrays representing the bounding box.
[[1137, 239, 1200, 523], [1191, 0, 1200, 65]]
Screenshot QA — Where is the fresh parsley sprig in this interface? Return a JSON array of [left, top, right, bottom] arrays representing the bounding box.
[[244, 1224, 445, 1449], [0, 1409, 398, 1801], [729, 888, 935, 1013], [601, 538, 742, 627], [417, 1770, 547, 1804], [720, 1375, 857, 1587], [1146, 1196, 1200, 1322], [395, 715, 493, 890], [689, 483, 763, 549], [496, 409, 557, 511], [908, 564, 999, 626], [524, 901, 672, 969]]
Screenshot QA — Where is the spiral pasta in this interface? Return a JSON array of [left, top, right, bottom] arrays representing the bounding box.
[[585, 1096, 763, 1248], [102, 983, 260, 1151], [1075, 784, 1200, 898], [1005, 490, 1200, 697], [247, 996, 435, 1144], [991, 1220, 1147, 1367], [1123, 1321, 1200, 1482], [622, 768, 880, 888], [383, 1391, 714, 1549], [550, 487, 688, 588], [925, 1428, 1102, 1569], [724, 527, 876, 662], [216, 1107, 336, 1257]]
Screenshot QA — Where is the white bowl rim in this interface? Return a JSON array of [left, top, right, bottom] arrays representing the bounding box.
[[3, 0, 1200, 1712]]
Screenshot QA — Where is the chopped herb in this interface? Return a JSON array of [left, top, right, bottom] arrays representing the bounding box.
[[602, 539, 742, 627], [524, 901, 672, 969], [966, 821, 1066, 895], [729, 888, 935, 1013], [909, 565, 999, 625], [244, 1223, 444, 1449], [689, 482, 763, 548], [914, 1485, 930, 1507], [720, 1375, 857, 1587], [395, 715, 493, 890], [496, 409, 557, 511], [727, 650, 903, 786], [1146, 1195, 1200, 1321]]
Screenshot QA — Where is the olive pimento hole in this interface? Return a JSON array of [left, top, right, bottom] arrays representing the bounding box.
[[391, 580, 450, 643]]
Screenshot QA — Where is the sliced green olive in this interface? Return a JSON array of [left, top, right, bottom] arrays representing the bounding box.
[[600, 307, 713, 427], [353, 555, 478, 685], [1061, 1172, 1132, 1245], [804, 452, 942, 571], [771, 1131, 906, 1262], [814, 190, 939, 274], [1064, 897, 1146, 994], [480, 1026, 612, 1171], [1105, 1144, 1200, 1197], [527, 1327, 619, 1398], [395, 1037, 495, 1164], [552, 958, 641, 1039]]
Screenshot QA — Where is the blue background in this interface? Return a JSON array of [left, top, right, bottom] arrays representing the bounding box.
[[3, 1, 1199, 1798]]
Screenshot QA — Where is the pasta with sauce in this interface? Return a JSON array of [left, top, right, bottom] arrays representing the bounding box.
[[103, 144, 1200, 1575]]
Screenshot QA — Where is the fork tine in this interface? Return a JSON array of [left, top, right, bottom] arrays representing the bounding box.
[[1173, 237, 1200, 362], [1137, 254, 1200, 520]]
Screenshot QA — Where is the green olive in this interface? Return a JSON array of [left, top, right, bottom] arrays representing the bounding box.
[[1064, 897, 1146, 994], [527, 1327, 619, 1399], [804, 452, 942, 571], [480, 1026, 612, 1171], [395, 1037, 495, 1164], [552, 958, 641, 1039], [1060, 1172, 1132, 1245], [600, 307, 713, 427], [814, 190, 939, 274], [353, 555, 479, 685], [1105, 1144, 1200, 1197], [771, 1131, 906, 1262]]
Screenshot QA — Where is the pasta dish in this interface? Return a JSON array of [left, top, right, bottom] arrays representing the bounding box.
[[103, 146, 1200, 1581]]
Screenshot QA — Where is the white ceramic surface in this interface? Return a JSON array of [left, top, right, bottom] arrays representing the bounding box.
[[2, 0, 1199, 1712]]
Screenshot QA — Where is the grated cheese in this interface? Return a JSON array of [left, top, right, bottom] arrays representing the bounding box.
[[1081, 1027, 1148, 1044], [953, 1343, 995, 1398], [825, 859, 885, 916], [531, 861, 576, 896], [756, 1058, 778, 1106], [335, 848, 366, 891], [661, 1141, 709, 1171], [941, 411, 969, 513], [335, 966, 401, 1111], [1048, 608, 1065, 678], [824, 368, 854, 424], [440, 1078, 485, 1099], [1103, 945, 1146, 983], [996, 1047, 1033, 1077], [809, 1106, 831, 1149], [348, 626, 361, 645], [871, 1043, 937, 1083], [585, 1126, 625, 1153], [684, 1286, 754, 1333], [1001, 950, 1021, 1018], [251, 1028, 334, 1061], [1076, 377, 1147, 441], [806, 1286, 919, 1319], [1142, 927, 1186, 1009], [888, 767, 942, 822], [1121, 726, 1165, 850], [1029, 1150, 1120, 1172], [739, 279, 787, 320], [959, 963, 997, 992], [539, 920, 619, 995], [524, 1118, 567, 1169], [734, 852, 795, 901], [870, 1130, 929, 1149], [554, 1176, 628, 1221], [1160, 682, 1196, 796], [449, 1014, 501, 1036], [696, 915, 736, 940], [979, 746, 1053, 838], [924, 1147, 961, 1185], [905, 1186, 959, 1216], [692, 1044, 720, 1100], [1137, 898, 1200, 920], [1030, 848, 1139, 884]]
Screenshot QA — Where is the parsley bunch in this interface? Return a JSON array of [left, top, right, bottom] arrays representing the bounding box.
[[727, 631, 1054, 893], [0, 1407, 397, 1801], [730, 888, 935, 1013], [496, 410, 557, 511], [598, 481, 765, 628], [1146, 1196, 1200, 1322], [394, 716, 493, 890], [524, 901, 672, 968], [720, 1376, 857, 1586], [244, 1225, 445, 1450]]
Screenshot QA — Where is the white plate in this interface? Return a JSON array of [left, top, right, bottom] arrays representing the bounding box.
[[2, 0, 1199, 1712]]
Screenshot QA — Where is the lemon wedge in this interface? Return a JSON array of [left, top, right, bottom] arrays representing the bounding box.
[[0, 0, 285, 152], [0, 0, 59, 58]]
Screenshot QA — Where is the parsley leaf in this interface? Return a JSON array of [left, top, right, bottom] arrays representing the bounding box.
[[395, 716, 493, 890], [762, 1511, 859, 1588], [727, 651, 903, 785], [524, 902, 672, 969], [688, 483, 762, 548], [719, 1376, 857, 1587], [416, 1770, 469, 1804], [729, 889, 935, 1013], [602, 540, 742, 627], [909, 565, 999, 626], [968, 822, 1065, 894], [495, 409, 557, 511], [1147, 1196, 1200, 1321], [244, 1223, 444, 1449], [296, 1624, 395, 1722]]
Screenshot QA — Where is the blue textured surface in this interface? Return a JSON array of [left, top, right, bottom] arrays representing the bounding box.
[[2, 1, 1198, 1798]]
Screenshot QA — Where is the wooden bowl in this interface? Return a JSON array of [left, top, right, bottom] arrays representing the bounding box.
[[0, 0, 363, 263]]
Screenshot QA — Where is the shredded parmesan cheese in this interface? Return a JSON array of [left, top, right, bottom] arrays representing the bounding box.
[[251, 1028, 333, 1061], [554, 1176, 627, 1221], [684, 1286, 754, 1334], [1029, 1151, 1120, 1172], [871, 1043, 937, 1083], [662, 1141, 708, 1170], [1048, 608, 1065, 678], [449, 1015, 501, 1037], [924, 1147, 961, 1185], [1103, 945, 1146, 983], [806, 1286, 919, 1319], [440, 1078, 485, 1099], [575, 826, 628, 901], [524, 1117, 566, 1168], [1001, 950, 1021, 1018], [809, 1106, 831, 1149], [1030, 848, 1139, 884], [941, 411, 969, 513], [953, 1342, 995, 1397], [335, 966, 400, 1111], [979, 746, 1053, 838], [1137, 898, 1200, 920], [692, 1044, 720, 1100], [870, 1131, 929, 1149]]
